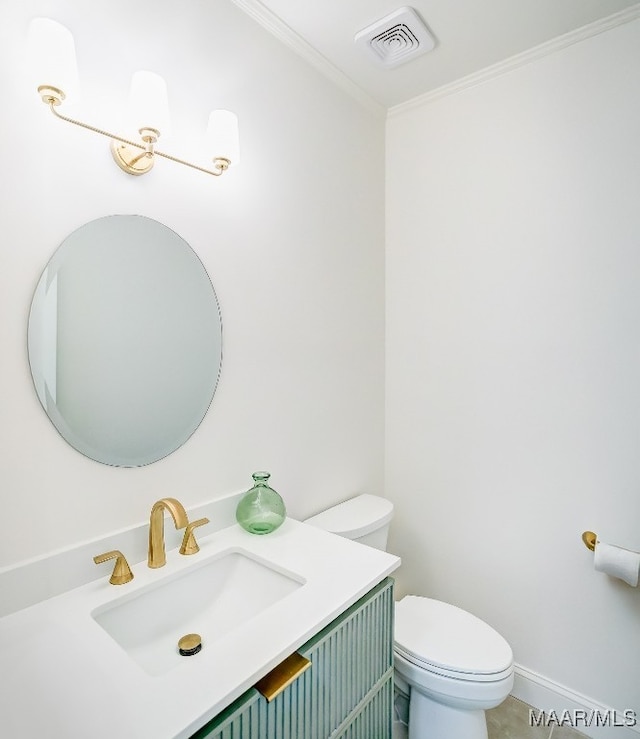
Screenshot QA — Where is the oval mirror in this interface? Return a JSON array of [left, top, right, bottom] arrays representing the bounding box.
[[28, 215, 222, 467]]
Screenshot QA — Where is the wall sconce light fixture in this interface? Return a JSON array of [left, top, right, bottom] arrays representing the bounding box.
[[28, 18, 240, 178]]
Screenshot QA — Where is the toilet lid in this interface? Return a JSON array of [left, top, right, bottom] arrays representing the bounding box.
[[394, 596, 513, 677]]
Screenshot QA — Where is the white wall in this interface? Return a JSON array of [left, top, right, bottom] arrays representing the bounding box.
[[0, 0, 385, 566], [386, 18, 640, 713]]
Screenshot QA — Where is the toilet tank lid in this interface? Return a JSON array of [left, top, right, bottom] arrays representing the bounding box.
[[304, 494, 393, 539]]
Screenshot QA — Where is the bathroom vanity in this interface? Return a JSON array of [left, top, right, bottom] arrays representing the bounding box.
[[193, 577, 394, 738], [0, 513, 399, 739]]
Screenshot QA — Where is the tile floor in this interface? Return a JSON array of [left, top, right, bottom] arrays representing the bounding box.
[[392, 695, 589, 738], [487, 696, 589, 739]]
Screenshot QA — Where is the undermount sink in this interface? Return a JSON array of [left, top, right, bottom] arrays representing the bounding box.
[[91, 548, 304, 676]]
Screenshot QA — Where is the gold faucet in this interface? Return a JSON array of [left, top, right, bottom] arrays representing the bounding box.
[[148, 497, 189, 568]]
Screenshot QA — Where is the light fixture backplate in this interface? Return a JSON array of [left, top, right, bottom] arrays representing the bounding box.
[[110, 141, 155, 176]]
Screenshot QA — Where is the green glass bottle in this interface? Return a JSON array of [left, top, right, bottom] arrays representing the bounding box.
[[236, 471, 286, 534]]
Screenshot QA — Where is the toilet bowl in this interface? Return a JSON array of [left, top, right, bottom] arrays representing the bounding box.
[[394, 595, 513, 739], [305, 495, 514, 739]]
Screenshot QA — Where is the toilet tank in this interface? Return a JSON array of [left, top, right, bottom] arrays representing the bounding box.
[[304, 494, 394, 551]]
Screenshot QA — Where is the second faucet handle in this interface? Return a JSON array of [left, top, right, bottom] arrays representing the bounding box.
[[94, 550, 134, 585], [180, 518, 210, 555]]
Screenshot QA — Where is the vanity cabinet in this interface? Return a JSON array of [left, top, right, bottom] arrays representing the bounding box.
[[190, 577, 394, 739]]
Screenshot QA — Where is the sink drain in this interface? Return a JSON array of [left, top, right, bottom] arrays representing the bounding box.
[[178, 633, 202, 656]]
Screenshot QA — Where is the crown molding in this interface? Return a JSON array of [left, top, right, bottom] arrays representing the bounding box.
[[389, 4, 640, 118], [230, 0, 640, 120], [229, 0, 385, 117]]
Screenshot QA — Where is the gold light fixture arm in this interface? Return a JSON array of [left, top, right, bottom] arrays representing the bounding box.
[[40, 89, 230, 178], [43, 94, 147, 154], [153, 148, 230, 177]]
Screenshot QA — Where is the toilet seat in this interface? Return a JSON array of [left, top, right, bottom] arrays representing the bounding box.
[[395, 646, 513, 683], [394, 596, 513, 683]]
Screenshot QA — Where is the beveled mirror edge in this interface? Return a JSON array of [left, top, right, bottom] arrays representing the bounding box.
[[27, 214, 223, 467]]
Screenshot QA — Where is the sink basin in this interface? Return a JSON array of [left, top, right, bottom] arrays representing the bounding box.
[[91, 549, 304, 676]]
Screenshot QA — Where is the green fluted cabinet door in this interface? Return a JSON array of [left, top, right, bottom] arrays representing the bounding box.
[[191, 578, 394, 739]]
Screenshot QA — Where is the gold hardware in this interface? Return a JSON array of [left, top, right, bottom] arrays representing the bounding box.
[[93, 550, 134, 585], [30, 22, 237, 179], [178, 633, 201, 651], [111, 129, 159, 176], [38, 84, 64, 106], [179, 518, 210, 556], [38, 91, 233, 178], [254, 652, 312, 702], [148, 498, 189, 568], [178, 633, 202, 656], [582, 531, 597, 551]]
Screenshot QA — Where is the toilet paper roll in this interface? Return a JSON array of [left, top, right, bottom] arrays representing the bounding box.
[[594, 540, 640, 587]]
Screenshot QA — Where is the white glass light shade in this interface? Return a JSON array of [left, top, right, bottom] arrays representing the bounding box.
[[27, 18, 79, 99], [128, 71, 171, 138], [206, 110, 240, 165]]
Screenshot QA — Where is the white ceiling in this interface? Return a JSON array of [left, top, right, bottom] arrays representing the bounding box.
[[241, 0, 640, 109]]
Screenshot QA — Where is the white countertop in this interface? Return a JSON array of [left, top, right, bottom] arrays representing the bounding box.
[[0, 519, 400, 739]]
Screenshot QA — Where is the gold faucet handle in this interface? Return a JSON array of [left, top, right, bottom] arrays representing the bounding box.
[[93, 550, 134, 585], [179, 518, 210, 555]]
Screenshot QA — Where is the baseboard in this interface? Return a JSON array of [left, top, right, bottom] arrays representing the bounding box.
[[512, 664, 639, 739]]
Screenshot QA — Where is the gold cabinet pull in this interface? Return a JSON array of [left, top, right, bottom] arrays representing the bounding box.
[[254, 652, 311, 702], [179, 517, 210, 555], [93, 550, 134, 585]]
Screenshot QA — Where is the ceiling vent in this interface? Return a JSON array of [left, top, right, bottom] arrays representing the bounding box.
[[355, 7, 436, 69]]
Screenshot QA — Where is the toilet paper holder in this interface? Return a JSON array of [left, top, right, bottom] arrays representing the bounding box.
[[582, 531, 597, 551]]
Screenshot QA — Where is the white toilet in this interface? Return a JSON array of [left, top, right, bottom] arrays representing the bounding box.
[[305, 494, 514, 739]]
